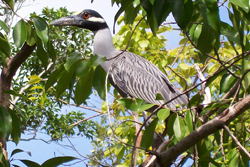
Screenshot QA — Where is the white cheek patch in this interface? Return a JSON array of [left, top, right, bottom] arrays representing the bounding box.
[[72, 11, 82, 15], [87, 17, 105, 23]]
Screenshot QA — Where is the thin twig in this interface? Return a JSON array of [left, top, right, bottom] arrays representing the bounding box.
[[69, 113, 102, 127], [223, 124, 250, 158], [58, 98, 102, 114]]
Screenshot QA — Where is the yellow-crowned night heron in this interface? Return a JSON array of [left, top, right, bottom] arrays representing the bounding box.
[[51, 9, 188, 111]]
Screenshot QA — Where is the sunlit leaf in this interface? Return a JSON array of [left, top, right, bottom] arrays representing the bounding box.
[[27, 75, 41, 84], [173, 115, 185, 141], [13, 19, 27, 48], [157, 108, 170, 121], [185, 110, 193, 133], [230, 0, 249, 12], [220, 73, 237, 93]]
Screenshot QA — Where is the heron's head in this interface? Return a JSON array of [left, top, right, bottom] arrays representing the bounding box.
[[51, 9, 108, 31]]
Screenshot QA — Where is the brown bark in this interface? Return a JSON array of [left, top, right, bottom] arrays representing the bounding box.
[[157, 95, 250, 167], [0, 42, 36, 157]]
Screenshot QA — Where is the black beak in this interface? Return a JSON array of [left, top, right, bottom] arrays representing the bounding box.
[[51, 15, 83, 27]]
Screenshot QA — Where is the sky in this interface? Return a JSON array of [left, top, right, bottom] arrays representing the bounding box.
[[6, 0, 182, 166]]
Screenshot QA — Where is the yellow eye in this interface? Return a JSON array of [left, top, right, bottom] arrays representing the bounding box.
[[83, 12, 90, 19]]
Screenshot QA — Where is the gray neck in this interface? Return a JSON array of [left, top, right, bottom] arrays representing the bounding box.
[[93, 28, 121, 72]]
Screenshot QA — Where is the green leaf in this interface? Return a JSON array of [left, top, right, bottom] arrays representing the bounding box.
[[140, 0, 159, 35], [47, 40, 56, 62], [1, 56, 7, 68], [124, 3, 140, 24], [172, 0, 193, 29], [167, 113, 177, 138], [0, 36, 11, 57], [20, 160, 40, 167], [227, 148, 239, 166], [36, 35, 48, 67], [26, 23, 36, 46], [41, 156, 76, 167], [138, 40, 149, 48], [220, 73, 237, 93], [75, 59, 90, 77], [137, 103, 155, 113], [2, 90, 30, 101], [3, 0, 14, 10], [114, 0, 134, 28], [56, 62, 79, 98], [140, 118, 158, 149], [189, 93, 202, 107], [75, 68, 94, 105], [10, 108, 21, 145], [11, 149, 31, 157], [32, 16, 49, 45], [221, 22, 240, 45], [197, 23, 219, 54], [242, 58, 250, 92], [230, 0, 249, 12], [93, 66, 108, 100], [45, 64, 65, 92], [117, 98, 144, 111], [153, 0, 172, 26], [0, 20, 9, 34], [0, 105, 12, 140], [173, 115, 185, 141], [27, 75, 41, 84], [64, 52, 82, 72], [89, 54, 106, 67], [157, 108, 170, 121], [197, 0, 220, 32], [13, 19, 27, 48], [185, 110, 193, 133]]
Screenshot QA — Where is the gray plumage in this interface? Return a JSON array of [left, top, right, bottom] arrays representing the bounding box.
[[51, 9, 188, 111]]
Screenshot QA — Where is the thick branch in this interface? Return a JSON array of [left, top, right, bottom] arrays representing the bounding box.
[[159, 94, 250, 166], [0, 42, 36, 152], [3, 42, 36, 80]]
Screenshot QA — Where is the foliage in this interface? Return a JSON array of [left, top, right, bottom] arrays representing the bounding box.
[[0, 0, 250, 167]]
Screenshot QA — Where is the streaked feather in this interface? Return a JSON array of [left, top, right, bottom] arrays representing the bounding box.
[[108, 51, 188, 111]]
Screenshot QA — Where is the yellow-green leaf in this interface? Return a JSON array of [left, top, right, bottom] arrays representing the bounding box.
[[27, 75, 41, 84]]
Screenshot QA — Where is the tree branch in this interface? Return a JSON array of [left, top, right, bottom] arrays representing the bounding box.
[[158, 94, 250, 166]]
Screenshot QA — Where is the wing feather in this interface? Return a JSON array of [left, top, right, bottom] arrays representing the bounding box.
[[108, 51, 188, 110]]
